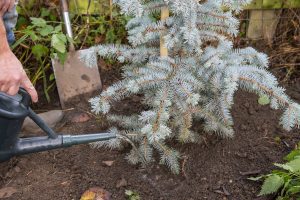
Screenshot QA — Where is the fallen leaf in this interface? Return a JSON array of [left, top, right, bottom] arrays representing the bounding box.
[[71, 113, 91, 123], [80, 187, 111, 200], [116, 178, 127, 188], [258, 95, 270, 105], [61, 181, 70, 187], [102, 161, 114, 167], [0, 187, 17, 199], [80, 191, 96, 200]]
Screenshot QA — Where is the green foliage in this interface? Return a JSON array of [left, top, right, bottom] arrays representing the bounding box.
[[14, 1, 128, 101], [72, 11, 129, 46], [70, 0, 110, 15], [284, 149, 300, 161], [125, 190, 141, 200], [245, 0, 300, 9], [259, 174, 285, 196], [13, 3, 67, 102], [16, 17, 68, 59], [250, 142, 300, 199]]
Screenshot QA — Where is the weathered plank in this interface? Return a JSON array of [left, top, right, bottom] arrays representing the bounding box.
[[247, 10, 280, 43], [245, 0, 300, 9]]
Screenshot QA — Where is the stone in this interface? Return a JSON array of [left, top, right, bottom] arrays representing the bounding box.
[[71, 112, 91, 123], [102, 161, 114, 167], [14, 166, 21, 173], [22, 110, 64, 134]]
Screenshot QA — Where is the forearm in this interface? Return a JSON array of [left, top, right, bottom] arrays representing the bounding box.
[[0, 1, 37, 101], [0, 18, 11, 54]]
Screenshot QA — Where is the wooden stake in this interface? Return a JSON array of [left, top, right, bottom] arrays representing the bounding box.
[[109, 0, 113, 22], [160, 6, 169, 57]]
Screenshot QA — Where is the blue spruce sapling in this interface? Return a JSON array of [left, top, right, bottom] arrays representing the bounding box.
[[81, 0, 300, 174]]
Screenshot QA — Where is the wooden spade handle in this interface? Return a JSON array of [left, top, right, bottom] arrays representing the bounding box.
[[60, 0, 69, 12]]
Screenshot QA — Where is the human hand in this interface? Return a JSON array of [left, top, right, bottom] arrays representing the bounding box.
[[0, 0, 15, 16], [0, 50, 38, 102]]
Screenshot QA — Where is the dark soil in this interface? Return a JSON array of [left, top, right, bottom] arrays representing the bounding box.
[[0, 68, 300, 200]]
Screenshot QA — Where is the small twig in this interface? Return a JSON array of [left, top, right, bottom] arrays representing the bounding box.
[[222, 186, 231, 196], [239, 170, 261, 176], [5, 178, 13, 186], [203, 139, 209, 148], [282, 140, 290, 148], [181, 155, 189, 179], [20, 43, 30, 49], [76, 107, 99, 119], [62, 108, 75, 112], [214, 190, 225, 195], [289, 8, 300, 23], [26, 170, 32, 176]]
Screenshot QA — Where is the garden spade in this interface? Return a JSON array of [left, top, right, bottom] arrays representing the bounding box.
[[52, 0, 101, 109]]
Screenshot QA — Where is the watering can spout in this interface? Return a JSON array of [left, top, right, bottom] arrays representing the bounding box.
[[62, 133, 116, 147], [12, 133, 116, 158]]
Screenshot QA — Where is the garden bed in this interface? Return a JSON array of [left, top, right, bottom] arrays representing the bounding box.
[[1, 2, 300, 199], [0, 67, 299, 199]]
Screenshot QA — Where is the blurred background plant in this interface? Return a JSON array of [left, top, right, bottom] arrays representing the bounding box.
[[13, 0, 128, 103]]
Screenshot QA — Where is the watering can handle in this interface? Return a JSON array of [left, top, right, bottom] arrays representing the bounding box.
[[19, 88, 32, 106], [0, 88, 31, 119]]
